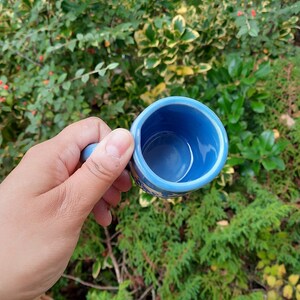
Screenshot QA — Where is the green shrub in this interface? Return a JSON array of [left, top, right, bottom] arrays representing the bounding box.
[[1, 0, 300, 299]]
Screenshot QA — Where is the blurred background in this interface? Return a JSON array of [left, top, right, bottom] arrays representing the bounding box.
[[1, 1, 300, 299]]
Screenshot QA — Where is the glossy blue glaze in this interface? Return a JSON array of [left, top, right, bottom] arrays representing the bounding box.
[[80, 143, 98, 162], [129, 96, 228, 198]]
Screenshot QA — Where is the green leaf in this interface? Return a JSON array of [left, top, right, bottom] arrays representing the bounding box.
[[166, 39, 179, 48], [249, 27, 258, 37], [76, 33, 84, 40], [181, 28, 199, 42], [272, 141, 287, 156], [227, 55, 242, 78], [145, 23, 156, 42], [81, 74, 89, 83], [248, 20, 259, 37], [289, 16, 299, 24], [237, 25, 248, 37], [172, 15, 186, 35], [106, 62, 119, 70], [271, 157, 285, 170], [250, 101, 265, 113], [259, 130, 275, 150], [67, 40, 76, 52], [75, 68, 85, 77], [144, 57, 161, 69], [62, 81, 71, 90], [57, 73, 67, 84], [98, 69, 106, 77], [254, 62, 271, 79], [241, 77, 256, 85], [95, 62, 104, 71], [197, 63, 212, 73], [242, 149, 260, 161], [227, 156, 245, 166], [92, 260, 101, 279], [262, 158, 278, 171]]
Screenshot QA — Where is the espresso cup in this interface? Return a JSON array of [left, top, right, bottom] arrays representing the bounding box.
[[81, 96, 228, 198]]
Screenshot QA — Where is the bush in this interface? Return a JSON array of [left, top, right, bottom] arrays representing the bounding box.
[[1, 0, 300, 299]]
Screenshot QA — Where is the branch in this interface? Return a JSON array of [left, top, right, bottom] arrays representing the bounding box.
[[104, 227, 123, 284], [61, 274, 119, 291], [137, 285, 153, 300]]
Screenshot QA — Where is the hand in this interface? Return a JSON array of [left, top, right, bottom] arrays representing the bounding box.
[[0, 117, 134, 300]]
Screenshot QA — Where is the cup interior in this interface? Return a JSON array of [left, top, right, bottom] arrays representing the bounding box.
[[140, 104, 220, 183]]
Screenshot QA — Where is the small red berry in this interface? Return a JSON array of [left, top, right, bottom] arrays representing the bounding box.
[[0, 97, 5, 103], [87, 48, 96, 54], [3, 84, 9, 90], [49, 71, 54, 76], [237, 11, 243, 16], [0, 80, 3, 85], [39, 55, 44, 62], [31, 110, 37, 116], [251, 9, 256, 17], [43, 80, 49, 85]]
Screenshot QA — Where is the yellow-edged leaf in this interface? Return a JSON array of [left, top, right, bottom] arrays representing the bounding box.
[[181, 28, 199, 42], [277, 264, 287, 278], [267, 290, 277, 300], [151, 82, 166, 97], [140, 91, 154, 104], [164, 55, 178, 65], [196, 63, 212, 73], [289, 274, 300, 286], [172, 15, 186, 35], [267, 275, 276, 288], [134, 30, 146, 44], [177, 5, 187, 14], [283, 285, 293, 299]]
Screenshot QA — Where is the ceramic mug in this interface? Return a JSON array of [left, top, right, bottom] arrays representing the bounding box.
[[81, 96, 228, 198]]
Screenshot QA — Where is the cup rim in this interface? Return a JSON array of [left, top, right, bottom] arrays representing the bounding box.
[[130, 96, 228, 193]]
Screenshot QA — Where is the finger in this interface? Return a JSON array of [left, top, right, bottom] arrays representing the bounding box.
[[93, 199, 112, 226], [52, 117, 111, 175], [61, 128, 134, 218], [12, 117, 111, 196], [112, 169, 132, 192], [102, 185, 121, 208]]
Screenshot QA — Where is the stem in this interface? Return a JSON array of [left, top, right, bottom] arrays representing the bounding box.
[[137, 285, 154, 300], [61, 274, 119, 291], [10, 48, 42, 67], [104, 227, 123, 284], [70, 69, 102, 82]]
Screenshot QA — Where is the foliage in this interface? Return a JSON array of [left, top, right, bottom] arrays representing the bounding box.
[[1, 0, 300, 299], [234, 1, 300, 56]]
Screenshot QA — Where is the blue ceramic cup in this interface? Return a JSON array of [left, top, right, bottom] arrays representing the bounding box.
[[129, 96, 228, 198], [81, 96, 228, 198]]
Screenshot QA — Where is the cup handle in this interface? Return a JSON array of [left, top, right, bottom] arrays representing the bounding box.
[[80, 143, 99, 162], [81, 143, 131, 171]]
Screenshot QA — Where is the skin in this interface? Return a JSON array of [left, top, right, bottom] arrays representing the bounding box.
[[0, 117, 134, 300]]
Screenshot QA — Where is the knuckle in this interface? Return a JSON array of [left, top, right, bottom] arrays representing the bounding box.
[[84, 157, 118, 183], [24, 143, 43, 159]]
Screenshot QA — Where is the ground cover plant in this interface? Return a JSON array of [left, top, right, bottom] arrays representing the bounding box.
[[1, 0, 300, 299]]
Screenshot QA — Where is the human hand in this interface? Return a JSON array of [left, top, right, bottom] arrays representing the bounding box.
[[0, 117, 134, 300]]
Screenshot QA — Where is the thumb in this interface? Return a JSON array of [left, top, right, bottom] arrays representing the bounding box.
[[61, 128, 134, 219]]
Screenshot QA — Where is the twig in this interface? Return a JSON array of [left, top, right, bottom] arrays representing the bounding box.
[[152, 288, 156, 300], [104, 227, 123, 284], [137, 285, 153, 300], [7, 46, 42, 67], [61, 274, 119, 291], [109, 229, 121, 241]]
